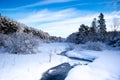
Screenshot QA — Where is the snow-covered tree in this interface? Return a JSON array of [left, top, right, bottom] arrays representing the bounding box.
[[98, 13, 106, 32], [0, 14, 50, 40], [66, 32, 79, 43], [91, 18, 98, 33], [77, 24, 90, 43], [97, 13, 106, 41], [4, 33, 40, 54], [79, 24, 89, 34]]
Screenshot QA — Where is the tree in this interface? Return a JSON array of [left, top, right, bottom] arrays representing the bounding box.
[[79, 24, 89, 34], [77, 24, 90, 43], [98, 13, 106, 33], [97, 13, 106, 41], [112, 18, 120, 31], [91, 18, 97, 33], [88, 18, 98, 42]]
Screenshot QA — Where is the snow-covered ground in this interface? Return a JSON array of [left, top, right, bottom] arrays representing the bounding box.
[[65, 50, 120, 80], [0, 42, 120, 80]]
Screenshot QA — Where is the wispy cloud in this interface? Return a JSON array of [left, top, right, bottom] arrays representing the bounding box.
[[37, 15, 97, 37], [59, 1, 115, 9], [0, 0, 73, 11], [39, 0, 73, 5], [0, 0, 117, 11], [18, 8, 80, 23], [112, 0, 120, 10], [18, 9, 120, 37], [18, 8, 95, 37]]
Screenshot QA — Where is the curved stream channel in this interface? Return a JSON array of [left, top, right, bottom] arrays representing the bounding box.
[[59, 48, 95, 63], [40, 48, 96, 80]]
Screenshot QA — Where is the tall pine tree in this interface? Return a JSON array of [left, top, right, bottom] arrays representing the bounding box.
[[98, 13, 106, 33], [97, 13, 106, 41]]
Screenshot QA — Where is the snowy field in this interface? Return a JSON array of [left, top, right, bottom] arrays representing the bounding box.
[[0, 42, 120, 80]]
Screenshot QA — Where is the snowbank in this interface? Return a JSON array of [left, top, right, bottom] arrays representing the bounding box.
[[65, 50, 120, 80], [0, 42, 120, 80]]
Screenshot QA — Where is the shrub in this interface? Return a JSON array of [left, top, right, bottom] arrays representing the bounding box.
[[84, 41, 105, 51], [0, 34, 7, 47], [4, 33, 40, 54]]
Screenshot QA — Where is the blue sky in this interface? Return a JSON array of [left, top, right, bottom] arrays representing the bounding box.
[[0, 0, 120, 37]]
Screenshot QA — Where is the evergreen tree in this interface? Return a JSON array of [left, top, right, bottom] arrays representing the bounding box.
[[97, 13, 106, 41], [98, 13, 106, 33], [88, 18, 98, 42], [77, 24, 90, 43], [91, 18, 97, 33], [79, 24, 89, 34]]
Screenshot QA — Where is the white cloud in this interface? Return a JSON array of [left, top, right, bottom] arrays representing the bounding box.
[[18, 8, 79, 23], [39, 0, 73, 4], [18, 9, 120, 38], [0, 0, 73, 11], [35, 14, 98, 37], [17, 0, 73, 9]]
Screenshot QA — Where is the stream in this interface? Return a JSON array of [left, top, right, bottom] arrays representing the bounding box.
[[40, 48, 96, 80]]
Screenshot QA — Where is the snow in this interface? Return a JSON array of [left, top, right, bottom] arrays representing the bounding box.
[[65, 50, 96, 61], [65, 50, 120, 80], [0, 42, 120, 80], [0, 43, 70, 80]]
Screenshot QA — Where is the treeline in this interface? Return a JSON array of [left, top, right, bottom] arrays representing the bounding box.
[[0, 14, 65, 42], [0, 14, 49, 39], [0, 14, 65, 54], [67, 13, 120, 48]]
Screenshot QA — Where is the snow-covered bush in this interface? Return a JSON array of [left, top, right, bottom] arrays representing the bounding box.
[[110, 38, 120, 50], [4, 33, 40, 54], [84, 41, 105, 51], [0, 34, 7, 47]]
